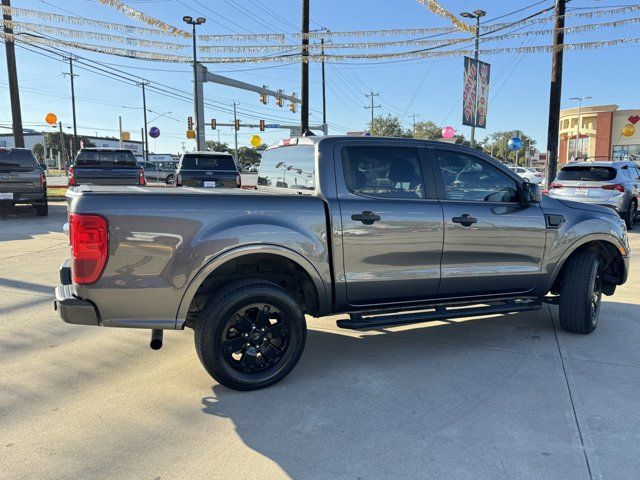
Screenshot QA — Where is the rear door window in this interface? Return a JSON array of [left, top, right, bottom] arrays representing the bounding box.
[[75, 150, 137, 167], [342, 146, 425, 199], [258, 145, 315, 190], [0, 149, 39, 169], [181, 155, 237, 170], [557, 166, 617, 182]]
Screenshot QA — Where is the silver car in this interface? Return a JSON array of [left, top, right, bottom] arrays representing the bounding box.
[[548, 161, 640, 228]]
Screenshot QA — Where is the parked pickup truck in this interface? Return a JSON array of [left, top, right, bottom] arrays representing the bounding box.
[[69, 148, 145, 186], [55, 136, 630, 391]]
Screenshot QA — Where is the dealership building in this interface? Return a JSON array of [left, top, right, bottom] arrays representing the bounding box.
[[559, 104, 640, 163]]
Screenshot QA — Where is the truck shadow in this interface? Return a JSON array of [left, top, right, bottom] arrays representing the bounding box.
[[199, 301, 640, 478], [0, 203, 67, 241]]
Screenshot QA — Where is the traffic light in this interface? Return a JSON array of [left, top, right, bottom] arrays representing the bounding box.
[[289, 93, 297, 113], [187, 116, 193, 130], [259, 120, 265, 132], [276, 89, 283, 107], [210, 118, 217, 129], [234, 119, 240, 131], [259, 86, 268, 105]]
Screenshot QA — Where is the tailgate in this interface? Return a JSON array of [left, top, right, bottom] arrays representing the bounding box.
[[75, 167, 139, 185], [181, 169, 238, 188], [0, 169, 40, 193]]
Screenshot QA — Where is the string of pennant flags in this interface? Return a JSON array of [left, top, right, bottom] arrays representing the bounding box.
[[3, 3, 640, 43], [8, 31, 640, 64]]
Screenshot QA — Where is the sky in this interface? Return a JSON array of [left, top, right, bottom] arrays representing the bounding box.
[[0, 0, 639, 155]]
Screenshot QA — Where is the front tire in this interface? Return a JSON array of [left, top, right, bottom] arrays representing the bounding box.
[[194, 280, 307, 391], [165, 174, 175, 185], [624, 200, 637, 230], [559, 251, 603, 334]]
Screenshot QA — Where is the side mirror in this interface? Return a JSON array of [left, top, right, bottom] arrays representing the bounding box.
[[521, 182, 541, 205], [39, 163, 48, 171]]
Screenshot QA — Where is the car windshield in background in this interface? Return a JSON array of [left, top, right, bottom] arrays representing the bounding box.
[[182, 155, 236, 170], [0, 149, 38, 169], [75, 151, 137, 168], [557, 166, 616, 182]]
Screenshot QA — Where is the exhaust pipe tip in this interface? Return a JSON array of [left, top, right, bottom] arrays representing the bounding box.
[[150, 329, 163, 350]]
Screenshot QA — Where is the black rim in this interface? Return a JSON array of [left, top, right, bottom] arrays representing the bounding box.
[[220, 303, 290, 374], [591, 267, 602, 326]]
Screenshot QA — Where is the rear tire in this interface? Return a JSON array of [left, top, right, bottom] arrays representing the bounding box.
[[624, 200, 637, 230], [35, 197, 48, 217], [559, 250, 603, 334], [165, 174, 175, 185], [194, 279, 307, 391]]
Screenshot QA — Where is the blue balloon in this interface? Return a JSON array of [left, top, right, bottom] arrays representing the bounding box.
[[149, 126, 160, 138], [507, 136, 523, 151]]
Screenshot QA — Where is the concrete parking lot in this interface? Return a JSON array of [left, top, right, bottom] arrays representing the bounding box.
[[1, 202, 639, 480]]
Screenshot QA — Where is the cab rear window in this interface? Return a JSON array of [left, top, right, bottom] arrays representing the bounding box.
[[258, 145, 315, 190], [181, 155, 236, 170], [0, 149, 38, 169], [75, 150, 137, 167]]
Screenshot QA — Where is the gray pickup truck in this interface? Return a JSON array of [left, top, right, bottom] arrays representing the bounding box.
[[69, 148, 145, 186], [55, 136, 630, 390], [0, 147, 48, 216]]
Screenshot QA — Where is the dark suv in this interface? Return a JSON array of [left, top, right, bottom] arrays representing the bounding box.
[[69, 148, 145, 186], [175, 151, 241, 188], [0, 148, 48, 216]]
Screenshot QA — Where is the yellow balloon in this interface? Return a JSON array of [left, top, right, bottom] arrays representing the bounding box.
[[250, 134, 262, 147], [45, 112, 57, 125], [622, 124, 636, 137], [186, 129, 196, 139]]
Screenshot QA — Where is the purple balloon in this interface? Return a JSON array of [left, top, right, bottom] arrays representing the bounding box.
[[149, 127, 160, 138]]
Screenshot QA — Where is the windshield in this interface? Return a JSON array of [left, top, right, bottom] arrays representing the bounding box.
[[75, 150, 137, 167], [0, 149, 38, 169], [181, 155, 237, 170], [557, 166, 617, 182]]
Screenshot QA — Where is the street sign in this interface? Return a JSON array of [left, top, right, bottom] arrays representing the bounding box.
[[265, 123, 280, 129], [289, 127, 302, 137]]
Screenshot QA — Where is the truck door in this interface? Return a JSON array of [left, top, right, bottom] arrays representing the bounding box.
[[432, 147, 546, 296], [337, 144, 443, 306]]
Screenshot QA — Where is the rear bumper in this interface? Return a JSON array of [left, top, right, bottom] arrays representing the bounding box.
[[54, 259, 100, 326], [0, 191, 46, 204], [620, 255, 630, 285]]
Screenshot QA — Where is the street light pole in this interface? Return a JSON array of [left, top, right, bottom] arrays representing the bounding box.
[[460, 9, 486, 149], [569, 96, 591, 160], [141, 81, 149, 161], [183, 15, 206, 150]]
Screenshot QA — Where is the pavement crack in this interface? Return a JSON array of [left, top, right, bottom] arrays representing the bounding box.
[[549, 305, 595, 480]]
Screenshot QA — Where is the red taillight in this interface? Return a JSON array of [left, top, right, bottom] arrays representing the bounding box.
[[549, 182, 564, 189], [176, 173, 182, 186], [68, 166, 76, 186], [138, 168, 146, 186], [69, 213, 108, 285], [602, 183, 625, 193], [40, 171, 46, 187], [236, 174, 241, 188]]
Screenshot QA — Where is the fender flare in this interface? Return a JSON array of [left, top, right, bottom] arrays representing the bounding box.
[[545, 233, 628, 292], [174, 244, 329, 328]]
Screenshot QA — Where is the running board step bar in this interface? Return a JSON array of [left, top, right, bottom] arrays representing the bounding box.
[[337, 298, 542, 330]]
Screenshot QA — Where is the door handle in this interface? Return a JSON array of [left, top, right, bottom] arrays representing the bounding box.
[[351, 211, 381, 225], [452, 213, 477, 227]]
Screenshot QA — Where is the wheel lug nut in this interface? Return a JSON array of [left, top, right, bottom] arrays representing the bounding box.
[[243, 333, 248, 338]]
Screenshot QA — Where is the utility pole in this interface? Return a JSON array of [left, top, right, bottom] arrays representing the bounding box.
[[141, 81, 149, 161], [233, 101, 239, 163], [321, 37, 327, 135], [2, 0, 24, 147], [118, 116, 123, 148], [364, 91, 380, 130], [301, 0, 310, 135], [58, 121, 66, 167], [63, 57, 79, 158], [140, 127, 145, 159], [410, 113, 421, 136], [183, 16, 206, 150], [545, 0, 566, 187]]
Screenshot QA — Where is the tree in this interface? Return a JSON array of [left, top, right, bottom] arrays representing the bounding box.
[[237, 146, 261, 170], [481, 131, 536, 165], [44, 132, 95, 161], [412, 121, 442, 140], [205, 140, 231, 153], [32, 143, 44, 162], [369, 114, 411, 137]]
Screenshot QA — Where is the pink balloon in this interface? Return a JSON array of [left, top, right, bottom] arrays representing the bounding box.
[[442, 126, 455, 139]]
